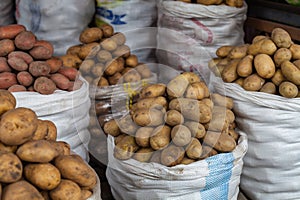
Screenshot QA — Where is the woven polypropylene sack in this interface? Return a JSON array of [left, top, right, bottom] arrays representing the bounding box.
[[12, 77, 91, 161], [214, 80, 300, 200]]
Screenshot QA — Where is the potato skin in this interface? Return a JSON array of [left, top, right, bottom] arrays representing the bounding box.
[[242, 73, 265, 91], [33, 77, 56, 95], [79, 27, 103, 44], [279, 81, 298, 98], [0, 39, 15, 57], [135, 127, 153, 148], [237, 55, 253, 77], [49, 179, 82, 200], [254, 54, 275, 79], [260, 82, 277, 94], [271, 28, 292, 48], [0, 24, 26, 39], [203, 131, 237, 152], [0, 107, 38, 145], [167, 74, 189, 98], [0, 89, 16, 115], [150, 125, 171, 150], [114, 135, 139, 160], [186, 138, 202, 160], [0, 72, 17, 89], [17, 71, 34, 87], [171, 125, 192, 147], [2, 180, 44, 200], [281, 61, 300, 85], [0, 153, 23, 183], [165, 109, 184, 126], [132, 108, 164, 127], [139, 83, 166, 98], [161, 144, 185, 167], [132, 148, 154, 163], [24, 163, 61, 190], [50, 73, 70, 90]]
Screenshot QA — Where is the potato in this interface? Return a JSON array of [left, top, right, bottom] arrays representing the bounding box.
[[216, 46, 234, 58], [46, 57, 63, 73], [201, 98, 214, 110], [8, 84, 26, 92], [17, 71, 33, 87], [2, 180, 44, 200], [40, 191, 50, 200], [271, 28, 292, 48], [160, 144, 185, 167], [132, 148, 154, 162], [185, 81, 210, 100], [196, 0, 223, 5], [58, 66, 79, 81], [184, 121, 206, 139], [17, 140, 59, 162], [227, 129, 239, 141], [114, 133, 127, 145], [78, 42, 100, 60], [167, 74, 189, 98], [0, 72, 17, 89], [279, 81, 298, 98], [0, 153, 23, 183], [294, 60, 300, 69], [31, 119, 48, 140], [164, 109, 184, 126], [91, 62, 104, 77], [237, 55, 253, 77], [29, 61, 50, 77], [260, 82, 277, 94], [254, 54, 276, 79], [0, 24, 26, 39], [0, 89, 16, 115], [139, 83, 166, 98], [29, 40, 53, 60], [225, 0, 243, 7], [252, 35, 267, 44], [114, 135, 139, 160], [132, 108, 164, 127], [123, 68, 142, 83], [7, 56, 28, 71], [0, 141, 17, 153], [111, 32, 126, 45], [125, 55, 138, 67], [247, 38, 277, 56], [0, 107, 38, 145], [81, 189, 93, 199], [203, 131, 236, 152], [24, 163, 61, 190], [103, 119, 120, 137], [234, 77, 244, 87], [281, 61, 300, 85], [60, 54, 82, 68], [200, 145, 218, 159], [135, 63, 152, 78], [171, 125, 192, 147], [100, 24, 114, 38], [66, 44, 82, 56], [135, 127, 154, 147], [112, 45, 131, 58], [0, 57, 11, 72], [54, 154, 97, 188], [79, 27, 103, 44], [49, 179, 82, 200], [243, 73, 265, 91], [108, 72, 122, 85], [274, 48, 292, 67], [50, 73, 70, 90], [8, 51, 33, 64], [97, 50, 112, 63], [33, 77, 56, 95], [14, 31, 36, 50], [97, 77, 109, 87], [227, 44, 249, 59], [101, 38, 117, 52], [221, 58, 240, 83], [116, 114, 138, 135], [0, 39, 15, 57], [211, 93, 234, 109], [186, 138, 202, 159], [135, 96, 168, 110], [50, 141, 71, 156], [44, 120, 57, 141], [271, 69, 286, 86], [289, 44, 300, 60], [150, 125, 171, 150], [149, 150, 162, 164]]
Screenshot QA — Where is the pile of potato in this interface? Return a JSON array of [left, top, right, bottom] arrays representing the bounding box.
[[0, 89, 97, 200], [103, 72, 239, 167], [176, 0, 244, 7], [209, 27, 300, 98], [61, 23, 153, 87], [0, 24, 80, 95]]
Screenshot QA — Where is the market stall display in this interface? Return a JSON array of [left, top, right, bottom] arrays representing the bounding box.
[[176, 0, 244, 7], [0, 89, 101, 200]]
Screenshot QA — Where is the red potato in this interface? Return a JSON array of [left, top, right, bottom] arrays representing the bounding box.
[[8, 51, 33, 64], [0, 39, 15, 57], [67, 80, 83, 91], [33, 77, 57, 95], [0, 24, 26, 39], [0, 57, 11, 72], [29, 61, 51, 77], [14, 31, 36, 50], [0, 72, 17, 89], [7, 57, 28, 71], [58, 66, 79, 81], [29, 40, 53, 60], [50, 73, 70, 90], [46, 57, 63, 73], [17, 71, 34, 87], [8, 84, 27, 92]]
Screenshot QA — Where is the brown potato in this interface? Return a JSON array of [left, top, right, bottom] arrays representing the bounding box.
[[273, 48, 292, 67], [79, 27, 103, 44], [0, 89, 16, 115], [123, 68, 142, 83], [135, 127, 154, 148], [247, 38, 277, 56], [242, 73, 265, 91], [201, 98, 214, 110], [140, 83, 166, 99], [44, 120, 57, 141], [78, 42, 100, 60], [180, 157, 196, 165], [181, 72, 201, 84], [203, 131, 236, 152], [103, 119, 120, 137], [135, 96, 168, 110], [112, 45, 131, 58], [54, 154, 97, 188], [132, 148, 154, 163], [216, 46, 234, 58], [271, 27, 292, 48], [116, 114, 138, 135], [149, 150, 162, 164], [0, 141, 17, 154], [279, 81, 298, 98], [98, 77, 109, 87], [186, 138, 202, 159], [0, 153, 23, 183], [81, 189, 93, 199], [167, 74, 189, 98], [114, 135, 139, 160], [252, 35, 267, 44], [237, 55, 253, 77], [0, 107, 38, 145], [289, 44, 300, 60], [132, 108, 165, 127], [111, 32, 126, 45], [225, 0, 243, 7], [49, 179, 82, 200], [184, 121, 206, 139], [164, 109, 184, 126], [210, 93, 234, 109], [254, 54, 276, 79], [17, 140, 59, 163], [171, 125, 192, 147], [185, 81, 210, 100], [234, 78, 244, 87], [105, 59, 120, 76], [125, 55, 138, 67], [24, 163, 61, 190], [97, 50, 112, 63], [221, 58, 240, 83], [108, 72, 122, 85], [227, 44, 249, 59], [227, 129, 239, 142], [271, 69, 286, 86], [200, 145, 218, 159], [66, 44, 82, 56], [31, 119, 48, 140], [100, 24, 114, 38], [281, 61, 300, 85], [2, 180, 44, 200], [60, 54, 82, 69], [101, 38, 117, 52], [160, 144, 185, 167], [260, 82, 277, 94], [150, 125, 171, 150], [50, 141, 71, 156], [79, 59, 95, 75], [135, 63, 152, 78]]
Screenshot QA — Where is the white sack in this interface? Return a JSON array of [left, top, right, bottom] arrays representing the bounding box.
[[15, 0, 95, 56], [214, 80, 300, 200], [12, 77, 91, 161], [157, 0, 247, 73], [0, 0, 15, 25]]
